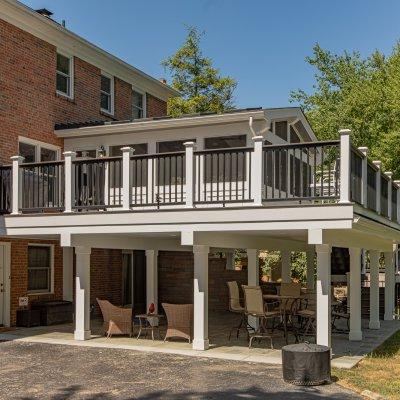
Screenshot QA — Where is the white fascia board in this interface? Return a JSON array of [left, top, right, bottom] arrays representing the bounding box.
[[354, 203, 400, 233], [0, 0, 178, 100], [55, 110, 267, 138], [2, 204, 354, 237]]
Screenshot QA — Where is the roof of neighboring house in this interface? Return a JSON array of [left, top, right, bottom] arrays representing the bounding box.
[[0, 0, 179, 100], [54, 107, 318, 143]]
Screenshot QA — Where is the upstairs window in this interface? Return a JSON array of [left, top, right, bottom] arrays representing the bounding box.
[[56, 53, 73, 98], [19, 138, 59, 163], [101, 74, 114, 114], [132, 90, 145, 119]]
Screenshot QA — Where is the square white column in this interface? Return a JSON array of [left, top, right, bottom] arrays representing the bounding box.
[[193, 245, 209, 350], [306, 247, 315, 290], [384, 251, 395, 320], [281, 250, 291, 283], [369, 250, 381, 330], [247, 248, 259, 329], [316, 244, 331, 347], [74, 246, 91, 341], [146, 249, 158, 325], [62, 247, 74, 302], [349, 247, 363, 341]]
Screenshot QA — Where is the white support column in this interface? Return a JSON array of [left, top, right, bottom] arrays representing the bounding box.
[[281, 250, 291, 283], [369, 250, 381, 330], [62, 247, 74, 302], [385, 172, 393, 220], [251, 135, 264, 206], [394, 180, 400, 224], [63, 151, 76, 213], [349, 247, 363, 341], [316, 244, 331, 347], [373, 161, 382, 215], [339, 129, 351, 204], [146, 250, 158, 326], [306, 247, 315, 290], [193, 245, 209, 350], [74, 246, 91, 341], [184, 142, 195, 208], [121, 147, 133, 210], [384, 250, 395, 320], [358, 147, 368, 208], [10, 155, 24, 215], [247, 249, 260, 329]]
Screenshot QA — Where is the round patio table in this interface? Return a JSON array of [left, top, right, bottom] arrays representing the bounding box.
[[136, 313, 164, 341]]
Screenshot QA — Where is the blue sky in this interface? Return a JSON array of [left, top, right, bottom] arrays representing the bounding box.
[[23, 0, 400, 108]]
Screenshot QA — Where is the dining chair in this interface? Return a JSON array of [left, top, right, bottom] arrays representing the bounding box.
[[226, 281, 249, 340]]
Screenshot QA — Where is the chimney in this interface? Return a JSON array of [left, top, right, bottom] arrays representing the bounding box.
[[35, 8, 53, 18], [159, 78, 167, 84]]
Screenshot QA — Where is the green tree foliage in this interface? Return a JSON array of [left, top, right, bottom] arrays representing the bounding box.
[[291, 43, 400, 177], [162, 26, 237, 117]]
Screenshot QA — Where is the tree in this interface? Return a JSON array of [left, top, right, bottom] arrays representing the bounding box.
[[162, 26, 237, 117], [291, 43, 400, 177]]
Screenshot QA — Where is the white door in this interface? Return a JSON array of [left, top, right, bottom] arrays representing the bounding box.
[[0, 245, 5, 325], [0, 243, 10, 327]]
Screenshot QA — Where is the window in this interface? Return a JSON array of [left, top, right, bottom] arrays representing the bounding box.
[[157, 140, 190, 153], [109, 143, 148, 156], [274, 121, 288, 141], [28, 245, 53, 293], [101, 74, 114, 114], [56, 53, 73, 98], [75, 150, 97, 158], [290, 126, 301, 143], [132, 90, 145, 119], [19, 138, 59, 163], [204, 135, 247, 150]]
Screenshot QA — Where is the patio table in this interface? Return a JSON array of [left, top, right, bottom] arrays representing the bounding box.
[[136, 314, 164, 340]]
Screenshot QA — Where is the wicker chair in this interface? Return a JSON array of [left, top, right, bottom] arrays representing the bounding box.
[[162, 303, 193, 343], [242, 285, 281, 349], [227, 281, 248, 340], [97, 299, 133, 338]]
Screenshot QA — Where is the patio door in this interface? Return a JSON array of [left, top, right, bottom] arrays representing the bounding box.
[[122, 250, 146, 314], [0, 243, 10, 326]]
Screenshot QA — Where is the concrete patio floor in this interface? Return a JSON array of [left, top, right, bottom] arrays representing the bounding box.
[[0, 312, 399, 369]]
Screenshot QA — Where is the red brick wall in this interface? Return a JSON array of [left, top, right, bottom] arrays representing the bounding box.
[[0, 238, 64, 326], [147, 93, 167, 118], [158, 251, 248, 312], [0, 18, 167, 163]]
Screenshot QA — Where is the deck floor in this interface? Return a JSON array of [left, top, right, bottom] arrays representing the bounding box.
[[1, 312, 399, 369]]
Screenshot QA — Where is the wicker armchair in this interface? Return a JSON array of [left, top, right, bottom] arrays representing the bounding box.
[[162, 303, 193, 343], [97, 299, 133, 338]]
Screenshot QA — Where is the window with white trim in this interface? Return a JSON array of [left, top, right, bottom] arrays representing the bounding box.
[[132, 90, 145, 119], [56, 53, 73, 97], [101, 74, 114, 114], [27, 245, 53, 294], [19, 138, 59, 163]]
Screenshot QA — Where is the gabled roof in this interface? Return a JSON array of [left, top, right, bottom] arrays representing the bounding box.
[[0, 0, 179, 100]]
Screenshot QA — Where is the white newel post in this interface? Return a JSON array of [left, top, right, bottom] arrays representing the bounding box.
[[385, 172, 393, 220], [184, 142, 195, 208], [306, 247, 315, 290], [63, 151, 76, 213], [384, 250, 395, 320], [121, 147, 133, 210], [316, 244, 331, 347], [373, 161, 382, 215], [339, 129, 351, 204], [369, 250, 381, 330], [349, 247, 363, 341], [193, 245, 209, 350], [62, 247, 74, 302], [247, 249, 260, 329], [10, 155, 24, 215], [252, 135, 264, 206], [358, 147, 368, 208], [74, 246, 91, 340], [281, 250, 291, 283], [146, 249, 158, 326]]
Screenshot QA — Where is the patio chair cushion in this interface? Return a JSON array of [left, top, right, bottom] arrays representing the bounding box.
[[227, 281, 244, 312]]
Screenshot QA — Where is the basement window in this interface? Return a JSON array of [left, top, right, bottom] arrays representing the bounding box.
[[56, 52, 73, 98], [27, 245, 53, 294], [101, 73, 114, 115]]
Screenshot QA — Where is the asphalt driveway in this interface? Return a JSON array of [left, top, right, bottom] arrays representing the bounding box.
[[0, 340, 360, 399]]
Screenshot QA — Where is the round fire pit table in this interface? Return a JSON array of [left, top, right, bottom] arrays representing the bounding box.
[[282, 343, 331, 386]]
